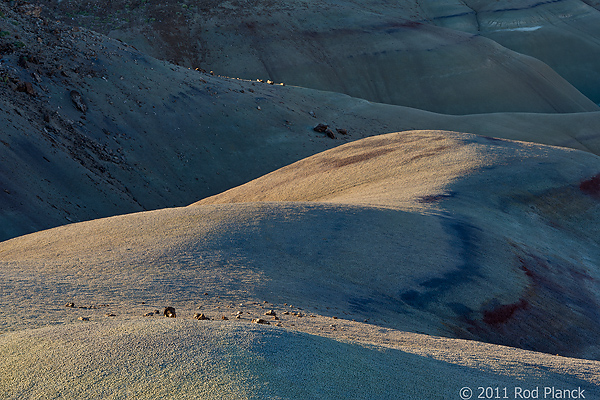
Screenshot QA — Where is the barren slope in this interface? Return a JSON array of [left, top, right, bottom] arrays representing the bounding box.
[[34, 0, 599, 114], [1, 130, 599, 398], [2, 2, 600, 242]]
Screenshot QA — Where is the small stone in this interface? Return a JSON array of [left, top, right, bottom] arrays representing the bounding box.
[[283, 311, 290, 315], [313, 123, 328, 133], [332, 316, 338, 319], [252, 318, 270, 325], [272, 316, 279, 320], [70, 90, 87, 113], [143, 312, 154, 317], [236, 315, 241, 319], [163, 307, 176, 318], [336, 128, 348, 135], [78, 317, 89, 321], [221, 316, 229, 320], [105, 313, 116, 317], [17, 81, 35, 96], [18, 55, 29, 68], [264, 310, 276, 316], [194, 313, 209, 320], [65, 302, 75, 308], [325, 128, 336, 139]]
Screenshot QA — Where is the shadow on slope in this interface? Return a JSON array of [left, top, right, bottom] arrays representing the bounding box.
[[2, 131, 600, 361]]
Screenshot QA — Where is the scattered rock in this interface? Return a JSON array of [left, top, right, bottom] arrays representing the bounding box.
[[194, 313, 209, 320], [282, 311, 290, 315], [143, 312, 154, 317], [336, 128, 348, 135], [17, 81, 35, 96], [221, 315, 229, 320], [78, 317, 89, 321], [65, 302, 75, 308], [252, 318, 270, 325], [313, 123, 328, 133], [264, 310, 276, 316], [18, 55, 29, 68], [17, 3, 42, 17], [313, 124, 336, 138], [70, 90, 87, 113], [163, 307, 176, 318]]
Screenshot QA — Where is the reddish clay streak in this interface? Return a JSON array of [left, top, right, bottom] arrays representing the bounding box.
[[483, 299, 528, 325], [579, 174, 600, 197]]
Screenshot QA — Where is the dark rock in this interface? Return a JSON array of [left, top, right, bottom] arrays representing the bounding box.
[[143, 312, 154, 317], [17, 81, 35, 96], [65, 302, 75, 308], [70, 90, 87, 113], [18, 55, 29, 68], [264, 310, 276, 316], [17, 4, 42, 17], [194, 313, 209, 320], [313, 123, 328, 133], [336, 128, 348, 135], [78, 316, 89, 321], [163, 307, 176, 318], [221, 315, 229, 320], [325, 128, 336, 139]]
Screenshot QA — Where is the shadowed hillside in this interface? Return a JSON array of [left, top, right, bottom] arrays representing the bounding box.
[[33, 0, 600, 114]]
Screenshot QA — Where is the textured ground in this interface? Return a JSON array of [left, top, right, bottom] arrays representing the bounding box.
[[1, 1, 600, 398], [1, 131, 600, 398], [2, 2, 600, 241]]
